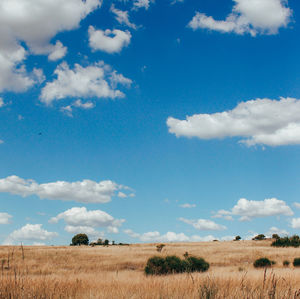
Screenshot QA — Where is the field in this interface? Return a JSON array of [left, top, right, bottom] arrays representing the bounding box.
[[0, 240, 300, 298]]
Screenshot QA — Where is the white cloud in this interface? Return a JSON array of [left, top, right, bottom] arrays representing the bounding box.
[[61, 100, 95, 117], [171, 0, 184, 4], [0, 175, 133, 204], [111, 5, 137, 29], [124, 229, 216, 242], [0, 212, 12, 224], [123, 229, 140, 238], [0, 98, 4, 108], [212, 210, 234, 221], [188, 0, 292, 36], [293, 202, 300, 209], [3, 224, 58, 245], [40, 61, 131, 105], [64, 225, 101, 238], [50, 207, 124, 235], [133, 0, 154, 10], [266, 226, 288, 237], [167, 98, 300, 147], [48, 41, 68, 61], [216, 198, 293, 221], [73, 99, 95, 110], [0, 0, 101, 92], [291, 218, 300, 229], [179, 217, 226, 231], [88, 26, 131, 54], [179, 203, 196, 208], [0, 47, 36, 93]]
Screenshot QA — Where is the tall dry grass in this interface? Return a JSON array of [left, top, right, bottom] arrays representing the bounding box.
[[0, 240, 300, 298]]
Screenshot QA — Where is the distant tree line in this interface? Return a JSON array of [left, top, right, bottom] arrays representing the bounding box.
[[70, 234, 129, 246]]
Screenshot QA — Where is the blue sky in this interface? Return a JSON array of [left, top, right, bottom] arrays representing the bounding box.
[[0, 0, 300, 245]]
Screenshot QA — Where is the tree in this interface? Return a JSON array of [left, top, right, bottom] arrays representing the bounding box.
[[71, 233, 89, 246], [104, 239, 109, 246], [234, 236, 241, 241], [252, 234, 266, 241]]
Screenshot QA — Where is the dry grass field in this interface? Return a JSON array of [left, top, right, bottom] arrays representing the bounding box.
[[0, 240, 300, 298]]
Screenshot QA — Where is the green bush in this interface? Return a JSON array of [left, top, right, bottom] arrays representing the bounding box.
[[293, 258, 300, 267], [283, 260, 290, 267], [271, 235, 300, 248], [185, 256, 210, 272], [165, 256, 185, 273], [252, 234, 266, 241], [234, 236, 241, 241], [145, 255, 209, 275], [253, 257, 273, 268], [145, 256, 167, 275]]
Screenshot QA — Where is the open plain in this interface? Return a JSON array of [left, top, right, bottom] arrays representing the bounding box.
[[0, 240, 300, 298]]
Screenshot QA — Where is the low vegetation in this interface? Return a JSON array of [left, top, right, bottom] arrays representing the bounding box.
[[145, 255, 209, 275], [293, 258, 300, 267], [253, 257, 274, 268], [271, 235, 300, 247], [0, 240, 300, 298]]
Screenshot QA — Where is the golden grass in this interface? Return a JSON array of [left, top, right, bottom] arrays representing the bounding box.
[[0, 240, 300, 298]]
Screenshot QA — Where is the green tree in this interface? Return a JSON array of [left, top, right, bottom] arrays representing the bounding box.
[[104, 239, 109, 246], [71, 233, 89, 246]]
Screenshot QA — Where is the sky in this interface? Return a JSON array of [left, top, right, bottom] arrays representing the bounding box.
[[0, 0, 300, 245]]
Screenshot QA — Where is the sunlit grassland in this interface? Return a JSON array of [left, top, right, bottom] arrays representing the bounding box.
[[0, 240, 300, 298]]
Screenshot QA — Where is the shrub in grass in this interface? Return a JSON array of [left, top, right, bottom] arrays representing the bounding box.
[[145, 255, 209, 275], [293, 258, 300, 267], [283, 260, 290, 267], [271, 235, 300, 248], [145, 256, 167, 275], [253, 257, 273, 268], [165, 256, 185, 273], [185, 256, 210, 272]]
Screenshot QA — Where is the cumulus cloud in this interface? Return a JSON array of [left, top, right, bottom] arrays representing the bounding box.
[[3, 224, 58, 245], [179, 203, 196, 208], [179, 218, 226, 231], [133, 0, 154, 10], [212, 210, 234, 221], [215, 198, 293, 221], [50, 207, 124, 235], [88, 26, 131, 54], [167, 98, 300, 147], [60, 100, 95, 117], [0, 47, 36, 93], [0, 175, 133, 204], [188, 0, 292, 36], [123, 229, 216, 242], [0, 0, 101, 92], [293, 202, 300, 209], [0, 212, 12, 224], [40, 61, 131, 105], [291, 218, 300, 229], [48, 41, 68, 61], [111, 5, 137, 30]]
